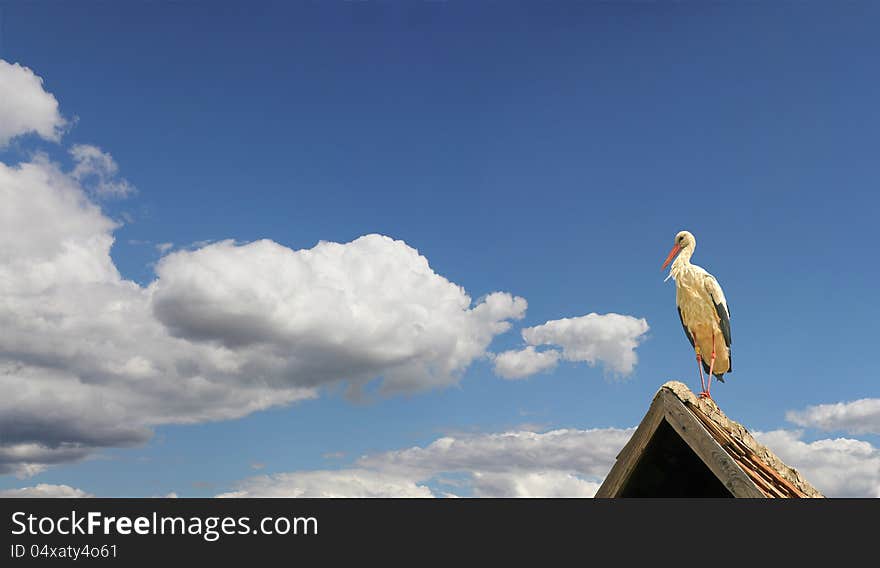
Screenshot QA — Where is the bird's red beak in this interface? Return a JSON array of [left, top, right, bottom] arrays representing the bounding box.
[[661, 243, 681, 270]]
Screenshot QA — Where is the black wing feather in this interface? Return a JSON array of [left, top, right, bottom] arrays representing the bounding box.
[[712, 298, 731, 349], [711, 297, 731, 375], [677, 307, 695, 348]]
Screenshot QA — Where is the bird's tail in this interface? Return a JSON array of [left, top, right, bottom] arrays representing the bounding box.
[[713, 373, 725, 383]]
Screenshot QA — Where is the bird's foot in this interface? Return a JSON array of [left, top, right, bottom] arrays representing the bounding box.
[[698, 391, 712, 399]]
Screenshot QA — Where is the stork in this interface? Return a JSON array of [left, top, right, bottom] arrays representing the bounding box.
[[661, 230, 731, 399]]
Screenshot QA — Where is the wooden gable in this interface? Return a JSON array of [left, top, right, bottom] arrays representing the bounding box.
[[596, 382, 822, 498]]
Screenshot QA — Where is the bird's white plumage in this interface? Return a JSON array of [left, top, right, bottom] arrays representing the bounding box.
[[703, 273, 730, 320], [666, 231, 731, 377]]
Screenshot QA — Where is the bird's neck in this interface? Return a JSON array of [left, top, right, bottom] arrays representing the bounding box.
[[671, 247, 694, 277]]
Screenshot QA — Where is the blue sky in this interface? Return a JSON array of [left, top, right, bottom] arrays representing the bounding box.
[[0, 3, 878, 498]]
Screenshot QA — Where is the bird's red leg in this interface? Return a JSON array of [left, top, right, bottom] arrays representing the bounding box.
[[702, 334, 717, 399], [695, 345, 706, 396]]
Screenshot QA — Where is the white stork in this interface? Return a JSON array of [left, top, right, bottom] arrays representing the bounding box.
[[661, 230, 731, 399]]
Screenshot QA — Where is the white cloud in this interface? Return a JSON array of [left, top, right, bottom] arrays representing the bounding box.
[[151, 235, 527, 395], [786, 399, 880, 435], [358, 428, 632, 481], [493, 346, 560, 379], [224, 427, 631, 498], [0, 60, 66, 146], [0, 153, 526, 475], [0, 440, 97, 478], [470, 471, 601, 497], [518, 313, 649, 376], [69, 144, 136, 197], [0, 156, 119, 291], [0, 484, 92, 498], [156, 242, 174, 254], [222, 425, 880, 498], [217, 470, 434, 498], [756, 430, 880, 498]]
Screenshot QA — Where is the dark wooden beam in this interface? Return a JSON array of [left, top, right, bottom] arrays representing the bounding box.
[[594, 391, 666, 498], [658, 391, 765, 498]]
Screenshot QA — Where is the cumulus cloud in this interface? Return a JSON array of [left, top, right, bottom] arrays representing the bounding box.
[[222, 424, 880, 498], [786, 399, 880, 435], [358, 428, 631, 481], [493, 346, 560, 380], [223, 428, 632, 498], [756, 430, 880, 498], [470, 471, 601, 497], [0, 60, 66, 146], [69, 144, 136, 197], [217, 470, 434, 498], [0, 484, 92, 498], [0, 438, 104, 478], [0, 152, 525, 475], [496, 313, 649, 378], [151, 235, 526, 394], [0, 156, 316, 472]]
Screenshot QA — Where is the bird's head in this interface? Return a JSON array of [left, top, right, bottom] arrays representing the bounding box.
[[661, 230, 696, 270]]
